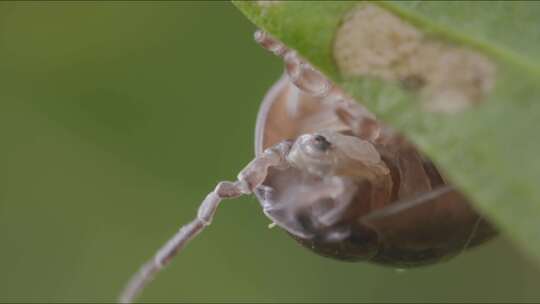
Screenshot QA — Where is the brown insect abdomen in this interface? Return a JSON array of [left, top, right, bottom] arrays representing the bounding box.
[[293, 137, 497, 266], [256, 75, 496, 266]]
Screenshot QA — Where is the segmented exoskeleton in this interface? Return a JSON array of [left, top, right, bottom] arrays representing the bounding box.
[[119, 30, 496, 304]]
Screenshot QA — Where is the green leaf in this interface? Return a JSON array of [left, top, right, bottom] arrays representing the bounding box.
[[234, 1, 540, 262]]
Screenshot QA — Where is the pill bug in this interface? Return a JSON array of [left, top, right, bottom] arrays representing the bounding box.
[[119, 30, 496, 303]]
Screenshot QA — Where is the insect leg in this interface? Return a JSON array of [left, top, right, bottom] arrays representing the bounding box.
[[461, 216, 482, 253], [254, 30, 381, 142], [359, 185, 455, 223], [254, 30, 330, 98], [119, 141, 292, 303], [333, 100, 381, 142]]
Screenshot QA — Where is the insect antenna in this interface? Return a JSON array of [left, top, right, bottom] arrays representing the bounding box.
[[118, 142, 292, 303], [119, 181, 244, 303]]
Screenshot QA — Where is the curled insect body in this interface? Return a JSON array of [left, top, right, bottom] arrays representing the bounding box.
[[119, 30, 497, 303]]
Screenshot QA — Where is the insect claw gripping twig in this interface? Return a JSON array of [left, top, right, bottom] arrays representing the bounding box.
[[118, 142, 292, 303]]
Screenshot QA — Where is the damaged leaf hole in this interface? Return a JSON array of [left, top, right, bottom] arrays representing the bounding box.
[[333, 3, 496, 113], [119, 11, 498, 303]]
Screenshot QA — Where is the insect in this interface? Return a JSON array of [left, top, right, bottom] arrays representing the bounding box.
[[119, 30, 496, 303]]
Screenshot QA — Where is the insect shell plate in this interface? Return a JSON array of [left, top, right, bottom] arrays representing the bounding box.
[[253, 74, 497, 266]]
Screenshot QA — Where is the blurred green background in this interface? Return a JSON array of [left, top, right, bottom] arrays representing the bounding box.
[[0, 1, 539, 302]]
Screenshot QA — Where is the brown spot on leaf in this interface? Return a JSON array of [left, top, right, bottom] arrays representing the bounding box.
[[401, 74, 426, 91], [333, 4, 496, 113], [334, 4, 421, 80], [257, 0, 281, 7]]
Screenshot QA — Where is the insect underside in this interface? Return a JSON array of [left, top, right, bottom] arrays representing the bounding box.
[[118, 30, 496, 304]]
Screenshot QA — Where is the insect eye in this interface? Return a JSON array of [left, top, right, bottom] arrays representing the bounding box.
[[313, 135, 332, 152]]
